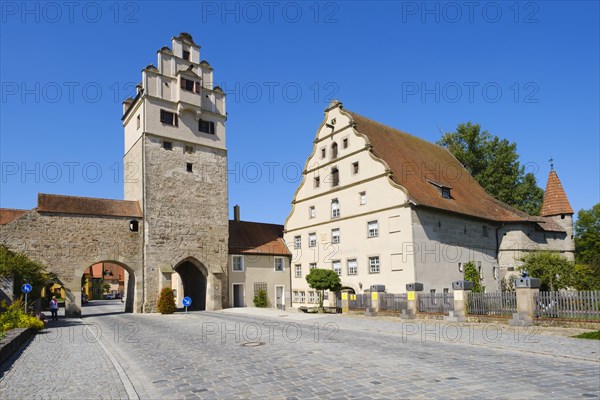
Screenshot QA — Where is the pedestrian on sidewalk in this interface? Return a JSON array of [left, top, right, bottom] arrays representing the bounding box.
[[50, 296, 59, 321]]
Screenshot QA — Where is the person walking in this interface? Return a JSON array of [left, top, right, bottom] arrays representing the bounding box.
[[49, 296, 59, 321]]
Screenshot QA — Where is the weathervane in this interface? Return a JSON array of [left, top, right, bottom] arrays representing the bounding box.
[[548, 158, 554, 170]]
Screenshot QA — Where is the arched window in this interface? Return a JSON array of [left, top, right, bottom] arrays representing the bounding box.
[[331, 142, 338, 159]]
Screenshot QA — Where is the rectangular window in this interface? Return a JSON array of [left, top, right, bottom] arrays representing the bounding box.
[[299, 291, 306, 303], [232, 255, 244, 271], [294, 235, 301, 249], [332, 260, 341, 276], [293, 291, 299, 303], [368, 220, 379, 238], [343, 138, 348, 148], [184, 145, 194, 154], [181, 77, 197, 92], [160, 109, 177, 126], [186, 163, 193, 173], [331, 228, 340, 244], [163, 141, 173, 150], [308, 233, 317, 247], [199, 119, 215, 134], [347, 259, 357, 275], [314, 176, 320, 188], [482, 225, 489, 237], [478, 261, 483, 280], [136, 114, 140, 129], [274, 257, 284, 271], [360, 192, 367, 205], [321, 148, 326, 159], [308, 291, 315, 303], [182, 50, 190, 60], [458, 262, 463, 273], [295, 264, 302, 278], [493, 266, 499, 280], [442, 187, 451, 199], [352, 162, 359, 174], [369, 256, 380, 273], [309, 263, 317, 270], [309, 206, 316, 219], [331, 199, 340, 218]]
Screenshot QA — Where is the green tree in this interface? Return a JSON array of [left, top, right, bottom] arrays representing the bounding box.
[[253, 288, 268, 308], [103, 284, 111, 294], [574, 204, 600, 290], [305, 269, 341, 310], [463, 262, 484, 293], [519, 251, 573, 291], [0, 245, 50, 302], [438, 122, 544, 215]]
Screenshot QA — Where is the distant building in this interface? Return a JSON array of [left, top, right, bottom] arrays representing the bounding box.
[[284, 101, 574, 307]]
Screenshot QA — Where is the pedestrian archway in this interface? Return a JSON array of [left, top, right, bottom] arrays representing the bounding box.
[[79, 261, 136, 317], [173, 258, 207, 311]]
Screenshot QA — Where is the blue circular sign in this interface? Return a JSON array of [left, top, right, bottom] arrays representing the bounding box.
[[182, 296, 192, 307], [21, 283, 32, 293]]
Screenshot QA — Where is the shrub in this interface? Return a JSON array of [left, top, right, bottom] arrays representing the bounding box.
[[157, 288, 177, 314], [0, 299, 45, 332], [253, 289, 268, 308]]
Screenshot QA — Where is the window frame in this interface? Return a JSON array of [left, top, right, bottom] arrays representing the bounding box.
[[294, 235, 301, 249], [331, 199, 340, 218], [367, 220, 379, 238], [369, 256, 380, 274], [332, 260, 342, 276], [331, 228, 340, 244], [347, 258, 357, 275], [308, 233, 317, 248], [295, 264, 302, 278], [160, 109, 178, 126], [274, 256, 285, 272], [232, 255, 244, 272]]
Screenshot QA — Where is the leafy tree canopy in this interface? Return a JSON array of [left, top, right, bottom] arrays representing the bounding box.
[[306, 269, 341, 309], [438, 122, 544, 215], [0, 245, 51, 300], [519, 251, 572, 291], [463, 262, 484, 293], [574, 204, 600, 290]]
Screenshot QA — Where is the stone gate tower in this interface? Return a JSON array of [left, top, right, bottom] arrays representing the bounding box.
[[122, 33, 228, 311]]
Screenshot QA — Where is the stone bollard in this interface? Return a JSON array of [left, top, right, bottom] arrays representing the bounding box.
[[509, 277, 541, 327], [400, 283, 423, 320], [445, 281, 473, 323], [365, 291, 380, 316]]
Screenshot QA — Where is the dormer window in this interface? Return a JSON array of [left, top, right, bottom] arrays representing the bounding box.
[[182, 50, 190, 61], [427, 179, 452, 199]]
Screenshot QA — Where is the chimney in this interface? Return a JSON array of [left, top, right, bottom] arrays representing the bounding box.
[[234, 204, 240, 222]]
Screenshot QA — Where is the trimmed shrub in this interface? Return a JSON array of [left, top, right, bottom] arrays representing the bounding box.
[[157, 288, 177, 314], [253, 289, 268, 308]]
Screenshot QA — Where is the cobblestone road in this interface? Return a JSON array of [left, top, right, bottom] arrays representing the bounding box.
[[1, 302, 599, 399]]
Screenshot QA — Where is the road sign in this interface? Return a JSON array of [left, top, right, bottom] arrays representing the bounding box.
[[21, 283, 32, 293], [182, 296, 192, 307]]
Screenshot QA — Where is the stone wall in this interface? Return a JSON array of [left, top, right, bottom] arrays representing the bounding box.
[[142, 134, 229, 311], [0, 210, 143, 316]]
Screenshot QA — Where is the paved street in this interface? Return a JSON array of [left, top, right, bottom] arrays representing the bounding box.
[[1, 302, 599, 399]]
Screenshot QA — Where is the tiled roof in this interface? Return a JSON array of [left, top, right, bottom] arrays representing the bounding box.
[[0, 209, 28, 225], [229, 220, 290, 256], [346, 110, 540, 223], [37, 193, 142, 218], [540, 170, 574, 217]]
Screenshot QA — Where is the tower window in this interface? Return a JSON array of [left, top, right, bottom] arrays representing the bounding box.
[[182, 50, 190, 61], [331, 167, 339, 187], [314, 176, 320, 188], [352, 162, 359, 174], [163, 141, 173, 150], [186, 163, 193, 173], [136, 115, 140, 129], [321, 148, 326, 159], [331, 199, 340, 218], [184, 145, 194, 154], [129, 220, 139, 232], [160, 110, 177, 126], [199, 119, 215, 134], [359, 192, 367, 205], [343, 138, 348, 148], [331, 142, 338, 159]]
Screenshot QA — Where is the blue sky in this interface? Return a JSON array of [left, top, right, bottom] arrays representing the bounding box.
[[1, 1, 598, 224]]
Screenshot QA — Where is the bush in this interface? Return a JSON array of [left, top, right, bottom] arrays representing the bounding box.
[[253, 289, 268, 308], [0, 299, 45, 332], [157, 288, 177, 314]]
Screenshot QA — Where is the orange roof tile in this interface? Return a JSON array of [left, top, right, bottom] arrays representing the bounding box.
[[0, 209, 28, 225], [229, 220, 290, 256], [37, 193, 142, 218], [540, 170, 574, 217], [346, 110, 536, 223]]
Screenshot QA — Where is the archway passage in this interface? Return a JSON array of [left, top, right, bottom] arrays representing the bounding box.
[[80, 261, 134, 316], [175, 261, 206, 311]]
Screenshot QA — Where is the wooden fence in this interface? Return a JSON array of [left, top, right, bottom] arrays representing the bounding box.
[[467, 292, 517, 316], [535, 290, 600, 320]]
